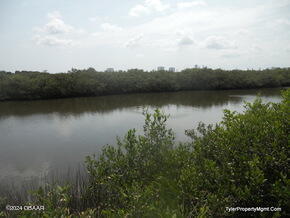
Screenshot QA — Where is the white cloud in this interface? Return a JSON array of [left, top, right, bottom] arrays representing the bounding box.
[[100, 23, 123, 32], [44, 19, 73, 34], [177, 0, 207, 9], [203, 36, 237, 50], [145, 0, 170, 12], [34, 35, 73, 46], [38, 11, 74, 34], [90, 2, 275, 55], [75, 1, 267, 53], [129, 5, 150, 17], [47, 11, 61, 19], [29, 1, 289, 69], [178, 36, 194, 46], [33, 11, 85, 47], [125, 34, 144, 48], [129, 0, 169, 17]]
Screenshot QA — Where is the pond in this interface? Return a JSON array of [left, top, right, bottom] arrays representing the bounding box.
[[0, 88, 283, 185]]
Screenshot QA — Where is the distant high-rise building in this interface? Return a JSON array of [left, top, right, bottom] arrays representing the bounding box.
[[105, 68, 114, 72], [157, 66, 165, 71], [169, 67, 175, 72]]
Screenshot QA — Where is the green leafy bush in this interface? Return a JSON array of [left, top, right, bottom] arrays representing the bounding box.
[[9, 89, 290, 217], [181, 90, 289, 216]]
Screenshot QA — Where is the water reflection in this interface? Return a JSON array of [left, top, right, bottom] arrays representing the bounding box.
[[0, 90, 250, 118], [0, 88, 283, 184]]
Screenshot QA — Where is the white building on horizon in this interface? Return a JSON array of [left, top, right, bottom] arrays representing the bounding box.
[[105, 68, 114, 72], [157, 66, 165, 71], [169, 67, 175, 72]]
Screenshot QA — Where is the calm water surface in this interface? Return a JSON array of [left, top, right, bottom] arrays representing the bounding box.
[[0, 88, 283, 184]]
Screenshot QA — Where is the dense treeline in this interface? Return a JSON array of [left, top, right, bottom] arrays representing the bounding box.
[[0, 67, 289, 100], [1, 89, 289, 217]]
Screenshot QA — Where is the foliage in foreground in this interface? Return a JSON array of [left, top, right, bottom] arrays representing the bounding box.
[[3, 89, 289, 217]]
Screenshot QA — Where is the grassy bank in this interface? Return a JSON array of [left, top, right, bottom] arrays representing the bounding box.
[[0, 67, 289, 101], [1, 89, 289, 217]]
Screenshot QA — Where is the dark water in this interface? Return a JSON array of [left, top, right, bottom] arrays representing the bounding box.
[[0, 88, 283, 184]]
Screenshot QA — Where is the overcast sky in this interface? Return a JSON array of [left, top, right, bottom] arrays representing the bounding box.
[[0, 0, 290, 73]]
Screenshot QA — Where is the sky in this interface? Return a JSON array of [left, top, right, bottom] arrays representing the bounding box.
[[0, 0, 290, 73]]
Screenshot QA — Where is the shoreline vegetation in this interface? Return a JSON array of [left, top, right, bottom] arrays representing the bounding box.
[[0, 67, 289, 101], [1, 89, 289, 217]]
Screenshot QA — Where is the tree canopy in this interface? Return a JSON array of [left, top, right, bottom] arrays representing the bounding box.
[[0, 67, 289, 101]]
